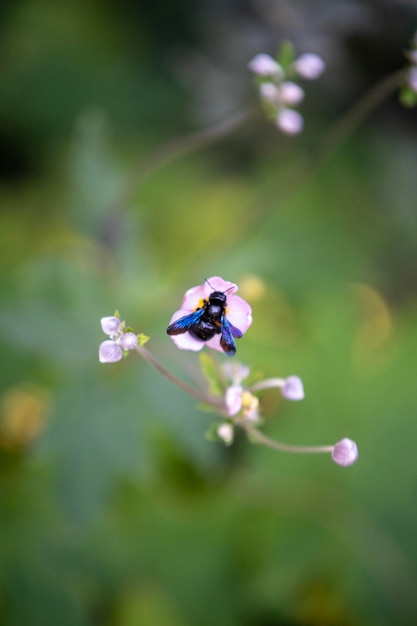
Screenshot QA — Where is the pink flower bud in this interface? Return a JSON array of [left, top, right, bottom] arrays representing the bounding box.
[[408, 67, 417, 92], [282, 376, 305, 400], [119, 332, 138, 351], [259, 82, 280, 102], [276, 109, 304, 135], [294, 53, 326, 79], [279, 81, 305, 105], [408, 50, 417, 65], [332, 438, 359, 467], [248, 54, 283, 77]]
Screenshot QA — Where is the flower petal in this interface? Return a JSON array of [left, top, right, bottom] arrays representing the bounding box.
[[205, 334, 224, 353], [170, 332, 205, 352], [203, 276, 238, 298], [181, 284, 207, 311], [226, 294, 253, 335], [99, 340, 123, 363], [223, 362, 250, 385], [101, 316, 120, 336], [225, 385, 243, 415]]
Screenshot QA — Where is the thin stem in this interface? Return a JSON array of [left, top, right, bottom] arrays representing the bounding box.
[[110, 105, 255, 214], [314, 67, 407, 164], [135, 344, 226, 409], [249, 378, 285, 392], [241, 421, 334, 455]]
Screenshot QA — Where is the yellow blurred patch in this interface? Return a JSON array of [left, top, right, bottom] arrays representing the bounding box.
[[350, 282, 393, 375], [0, 386, 50, 451], [238, 274, 267, 301]]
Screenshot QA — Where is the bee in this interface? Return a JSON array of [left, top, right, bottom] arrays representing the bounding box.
[[167, 282, 243, 356]]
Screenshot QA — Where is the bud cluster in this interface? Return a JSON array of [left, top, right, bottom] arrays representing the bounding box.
[[248, 45, 325, 135]]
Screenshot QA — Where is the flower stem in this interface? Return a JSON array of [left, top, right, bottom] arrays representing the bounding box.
[[110, 105, 255, 213], [249, 377, 285, 392], [240, 421, 334, 455], [135, 344, 226, 409], [314, 67, 407, 164]]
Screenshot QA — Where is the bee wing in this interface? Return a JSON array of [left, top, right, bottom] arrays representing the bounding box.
[[220, 314, 238, 356], [167, 308, 205, 335], [228, 320, 243, 339]]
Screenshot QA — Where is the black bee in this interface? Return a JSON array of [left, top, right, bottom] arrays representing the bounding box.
[[167, 284, 242, 356]]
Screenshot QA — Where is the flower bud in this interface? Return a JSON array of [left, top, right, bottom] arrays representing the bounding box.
[[279, 81, 305, 105], [294, 53, 326, 79], [248, 54, 283, 77], [217, 423, 234, 445], [259, 82, 280, 102], [407, 50, 417, 65], [332, 438, 359, 466], [281, 376, 305, 400], [276, 109, 304, 135], [408, 67, 417, 92], [119, 332, 138, 351], [223, 362, 250, 385]]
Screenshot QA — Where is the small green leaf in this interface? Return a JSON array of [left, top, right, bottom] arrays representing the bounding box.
[[199, 352, 224, 396], [399, 85, 417, 108], [204, 422, 223, 443], [277, 40, 296, 71], [113, 309, 121, 318], [137, 333, 150, 346]]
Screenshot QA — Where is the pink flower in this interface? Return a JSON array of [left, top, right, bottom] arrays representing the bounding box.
[[167, 276, 252, 354]]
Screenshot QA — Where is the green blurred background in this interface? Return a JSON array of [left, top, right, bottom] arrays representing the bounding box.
[[1, 1, 417, 625]]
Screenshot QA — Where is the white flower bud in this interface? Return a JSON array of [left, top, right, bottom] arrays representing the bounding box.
[[217, 423, 234, 445]]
